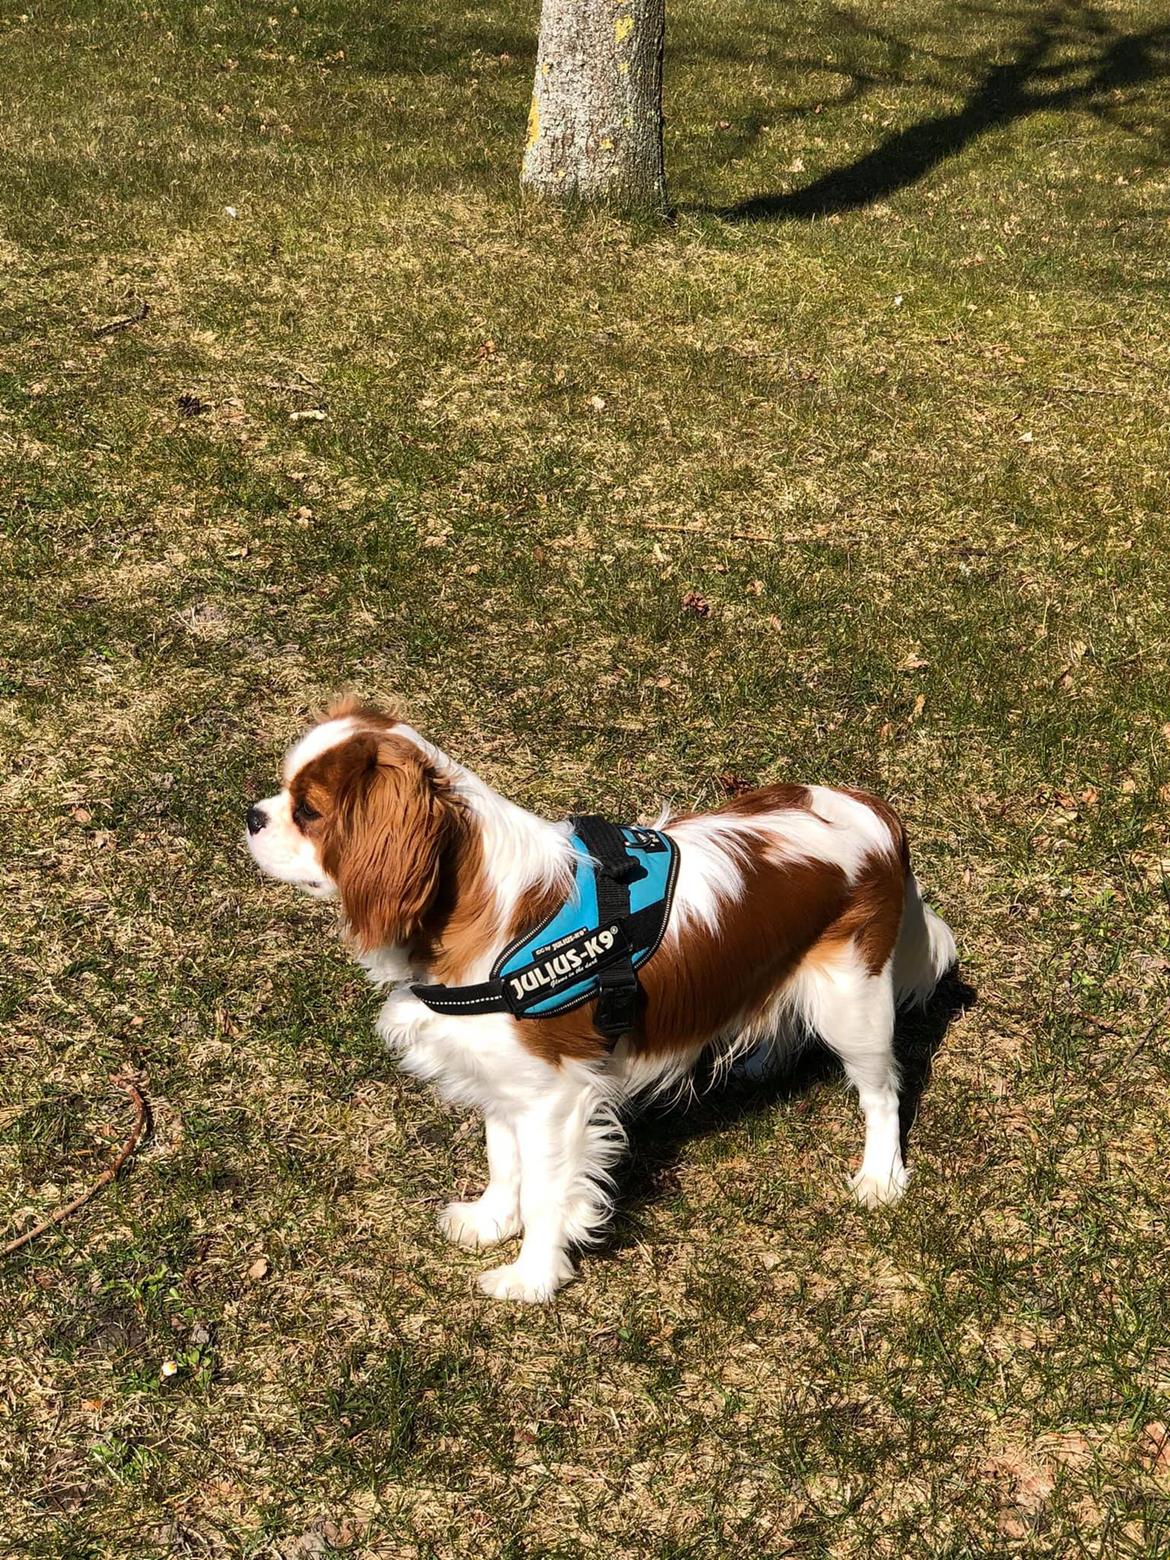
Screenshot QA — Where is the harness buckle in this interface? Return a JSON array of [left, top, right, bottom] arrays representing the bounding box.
[[593, 962, 640, 1044]]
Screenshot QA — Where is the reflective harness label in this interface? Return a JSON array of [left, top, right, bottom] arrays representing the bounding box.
[[507, 921, 631, 1009]]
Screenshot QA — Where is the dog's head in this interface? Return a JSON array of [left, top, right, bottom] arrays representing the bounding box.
[[246, 703, 461, 950]]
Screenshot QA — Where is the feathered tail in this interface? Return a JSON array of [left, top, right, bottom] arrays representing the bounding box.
[[893, 872, 957, 1007]]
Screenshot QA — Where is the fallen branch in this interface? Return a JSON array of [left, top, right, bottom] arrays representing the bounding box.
[[1, 1081, 147, 1258], [91, 300, 149, 339]]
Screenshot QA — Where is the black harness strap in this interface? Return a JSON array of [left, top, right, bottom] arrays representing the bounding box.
[[569, 814, 641, 1042], [411, 900, 663, 1020], [411, 815, 673, 1046], [410, 975, 509, 1016]]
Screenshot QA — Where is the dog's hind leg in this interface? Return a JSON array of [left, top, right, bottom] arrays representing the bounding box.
[[793, 950, 908, 1207]]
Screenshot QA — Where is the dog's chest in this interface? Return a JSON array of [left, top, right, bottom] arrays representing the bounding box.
[[376, 990, 554, 1118]]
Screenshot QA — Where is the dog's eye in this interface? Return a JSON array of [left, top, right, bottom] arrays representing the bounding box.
[[292, 798, 321, 829]]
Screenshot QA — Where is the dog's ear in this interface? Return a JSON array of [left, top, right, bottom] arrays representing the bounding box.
[[325, 735, 456, 950]]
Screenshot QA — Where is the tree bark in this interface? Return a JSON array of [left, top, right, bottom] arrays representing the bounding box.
[[521, 0, 666, 212]]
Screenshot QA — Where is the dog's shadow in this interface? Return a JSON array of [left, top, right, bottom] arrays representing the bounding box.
[[609, 972, 976, 1246]]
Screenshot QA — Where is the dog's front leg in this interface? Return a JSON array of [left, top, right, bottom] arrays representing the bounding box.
[[477, 1090, 592, 1303], [438, 1115, 522, 1249]]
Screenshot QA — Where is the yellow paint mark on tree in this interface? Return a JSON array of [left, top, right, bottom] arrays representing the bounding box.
[[614, 14, 634, 45], [526, 95, 541, 149]]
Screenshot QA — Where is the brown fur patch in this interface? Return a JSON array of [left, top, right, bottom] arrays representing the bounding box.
[[295, 726, 559, 981], [297, 733, 461, 951], [840, 787, 911, 874], [517, 784, 907, 1066]]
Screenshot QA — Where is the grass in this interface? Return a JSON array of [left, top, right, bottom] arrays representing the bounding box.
[[2, 0, 1169, 1552]]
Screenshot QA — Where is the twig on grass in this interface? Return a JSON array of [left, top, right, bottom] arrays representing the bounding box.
[[91, 300, 149, 339], [1, 1080, 147, 1258], [1114, 1000, 1170, 1076]]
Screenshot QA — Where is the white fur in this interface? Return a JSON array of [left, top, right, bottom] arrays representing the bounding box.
[[282, 716, 362, 783], [245, 788, 335, 895], [664, 788, 896, 943], [251, 720, 957, 1302], [894, 872, 959, 1007]]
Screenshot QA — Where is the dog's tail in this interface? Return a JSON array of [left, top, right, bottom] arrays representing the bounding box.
[[893, 871, 956, 1007]]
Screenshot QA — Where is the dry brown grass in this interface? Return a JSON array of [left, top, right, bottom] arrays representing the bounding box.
[[3, 0, 1170, 1553]]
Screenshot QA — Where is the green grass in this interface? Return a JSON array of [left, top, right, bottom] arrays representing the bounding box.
[[2, 0, 1170, 1552]]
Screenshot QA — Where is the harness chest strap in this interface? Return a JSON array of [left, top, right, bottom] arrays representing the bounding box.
[[410, 813, 678, 1046]]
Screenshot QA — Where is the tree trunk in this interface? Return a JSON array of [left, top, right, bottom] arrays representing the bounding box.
[[521, 0, 666, 212]]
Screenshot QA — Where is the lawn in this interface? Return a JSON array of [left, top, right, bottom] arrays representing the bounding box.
[[2, 0, 1170, 1553]]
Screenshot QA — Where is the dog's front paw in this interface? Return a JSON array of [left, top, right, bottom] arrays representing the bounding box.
[[477, 1255, 574, 1304], [437, 1197, 520, 1250], [850, 1163, 911, 1208]]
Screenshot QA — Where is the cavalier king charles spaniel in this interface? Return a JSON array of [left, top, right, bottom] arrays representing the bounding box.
[[247, 698, 956, 1302]]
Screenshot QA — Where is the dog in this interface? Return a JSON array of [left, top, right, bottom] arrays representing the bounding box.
[[246, 698, 956, 1302]]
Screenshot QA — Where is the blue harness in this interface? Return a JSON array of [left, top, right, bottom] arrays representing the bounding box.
[[411, 815, 679, 1045]]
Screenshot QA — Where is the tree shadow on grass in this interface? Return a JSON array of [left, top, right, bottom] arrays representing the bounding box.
[[610, 970, 976, 1248], [714, 2, 1170, 221]]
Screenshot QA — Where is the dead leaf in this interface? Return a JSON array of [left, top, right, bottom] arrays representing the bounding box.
[[680, 591, 711, 619], [247, 1257, 270, 1281], [982, 1452, 1054, 1537], [716, 772, 755, 797], [1140, 1422, 1170, 1475], [282, 1536, 327, 1559], [1036, 1430, 1093, 1471]]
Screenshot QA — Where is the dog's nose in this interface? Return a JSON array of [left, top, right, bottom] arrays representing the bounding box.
[[246, 804, 268, 836]]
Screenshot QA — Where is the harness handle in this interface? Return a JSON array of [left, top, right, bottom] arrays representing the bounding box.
[[570, 815, 642, 1043]]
